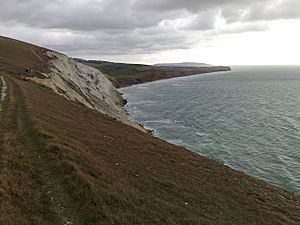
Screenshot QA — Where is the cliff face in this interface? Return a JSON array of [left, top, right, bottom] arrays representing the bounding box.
[[29, 51, 135, 128]]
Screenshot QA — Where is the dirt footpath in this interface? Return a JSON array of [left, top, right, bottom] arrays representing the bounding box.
[[0, 76, 78, 225]]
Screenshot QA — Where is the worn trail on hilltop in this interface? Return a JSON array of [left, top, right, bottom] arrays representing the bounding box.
[[0, 76, 79, 225], [30, 47, 44, 63]]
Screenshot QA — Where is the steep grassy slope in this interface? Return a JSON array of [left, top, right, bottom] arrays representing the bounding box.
[[0, 74, 299, 224], [77, 60, 231, 88], [0, 36, 49, 75]]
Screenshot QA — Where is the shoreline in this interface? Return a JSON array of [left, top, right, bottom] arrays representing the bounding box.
[[118, 68, 233, 136], [118, 68, 232, 90]]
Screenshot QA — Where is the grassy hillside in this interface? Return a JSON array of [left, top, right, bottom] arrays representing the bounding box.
[[0, 36, 300, 224], [77, 59, 231, 88], [0, 74, 299, 224], [0, 36, 49, 75]]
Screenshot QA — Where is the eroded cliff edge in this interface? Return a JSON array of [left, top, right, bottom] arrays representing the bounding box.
[[29, 51, 143, 130]]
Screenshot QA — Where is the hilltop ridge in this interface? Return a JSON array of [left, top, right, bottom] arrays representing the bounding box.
[[154, 62, 213, 67]]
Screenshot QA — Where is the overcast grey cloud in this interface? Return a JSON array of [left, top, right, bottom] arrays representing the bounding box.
[[0, 0, 299, 61]]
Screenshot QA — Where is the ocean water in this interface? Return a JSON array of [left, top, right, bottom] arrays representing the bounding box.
[[120, 66, 300, 195]]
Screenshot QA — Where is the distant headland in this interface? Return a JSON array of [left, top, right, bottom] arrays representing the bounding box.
[[75, 58, 231, 88]]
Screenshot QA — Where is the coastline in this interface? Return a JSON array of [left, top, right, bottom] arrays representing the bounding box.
[[118, 68, 231, 89], [119, 68, 233, 137], [118, 69, 233, 135]]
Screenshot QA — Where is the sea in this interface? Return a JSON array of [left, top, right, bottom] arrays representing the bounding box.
[[120, 66, 300, 195]]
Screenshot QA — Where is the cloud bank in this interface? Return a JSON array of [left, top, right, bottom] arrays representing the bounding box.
[[0, 0, 299, 61]]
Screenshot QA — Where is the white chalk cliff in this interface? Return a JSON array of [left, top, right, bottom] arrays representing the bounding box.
[[29, 51, 144, 131]]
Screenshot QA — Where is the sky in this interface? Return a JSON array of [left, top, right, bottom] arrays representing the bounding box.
[[1, 0, 300, 65]]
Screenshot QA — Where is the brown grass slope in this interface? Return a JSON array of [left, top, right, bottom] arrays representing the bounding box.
[[0, 75, 299, 225], [0, 36, 50, 75]]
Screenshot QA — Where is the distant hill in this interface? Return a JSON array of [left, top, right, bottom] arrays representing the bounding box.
[[73, 58, 109, 64], [75, 59, 231, 88], [154, 62, 213, 67]]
